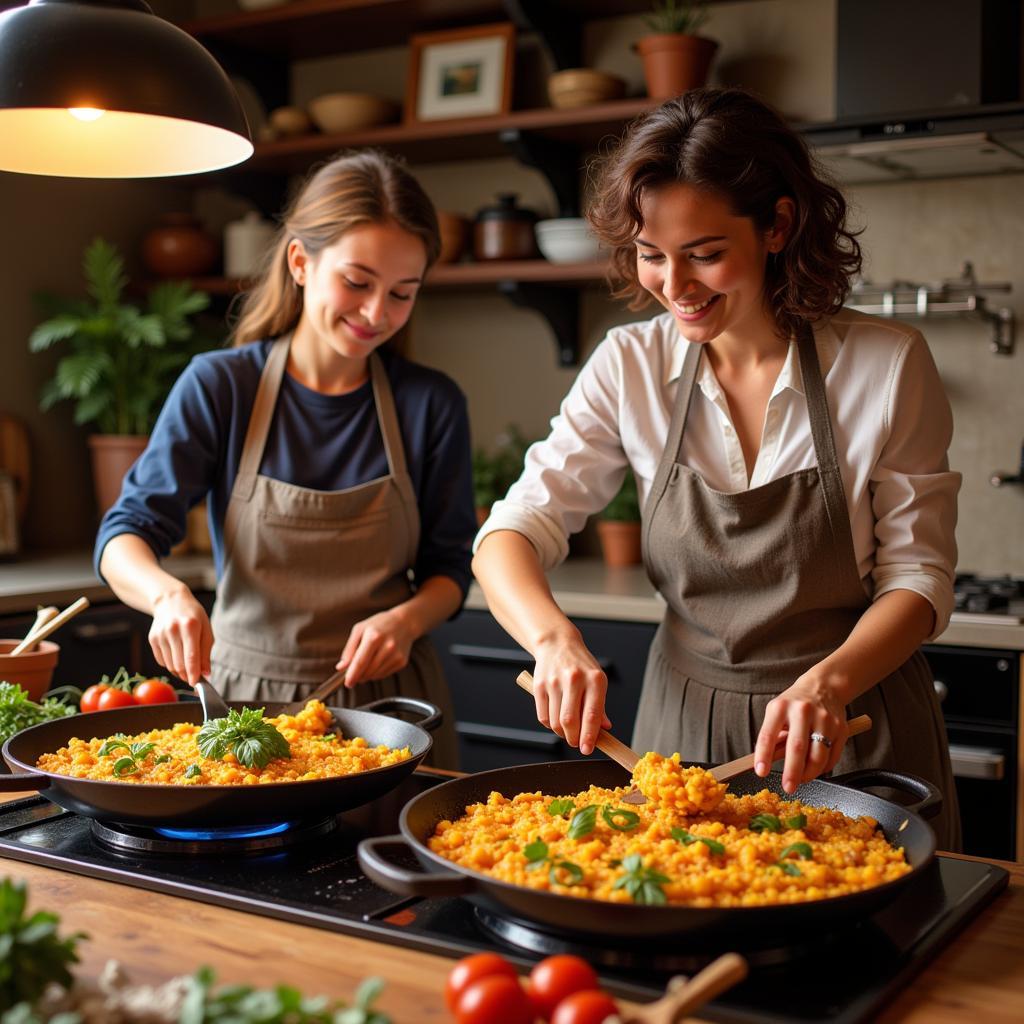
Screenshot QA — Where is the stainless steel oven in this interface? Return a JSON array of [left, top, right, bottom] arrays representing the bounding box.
[[922, 643, 1018, 860]]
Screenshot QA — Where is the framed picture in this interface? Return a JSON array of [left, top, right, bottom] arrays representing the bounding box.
[[405, 23, 515, 124]]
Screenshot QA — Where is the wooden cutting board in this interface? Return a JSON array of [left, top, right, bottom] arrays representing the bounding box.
[[0, 413, 30, 526]]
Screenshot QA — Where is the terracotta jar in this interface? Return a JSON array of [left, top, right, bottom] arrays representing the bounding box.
[[142, 212, 219, 278], [473, 194, 539, 261]]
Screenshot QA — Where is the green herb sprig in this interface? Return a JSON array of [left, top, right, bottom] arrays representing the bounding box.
[[785, 813, 807, 830], [197, 708, 291, 769], [567, 805, 599, 840], [748, 813, 782, 833], [547, 798, 575, 817], [612, 854, 670, 905], [523, 840, 584, 888], [0, 683, 75, 747], [671, 827, 725, 855], [601, 806, 640, 832], [97, 739, 157, 778]]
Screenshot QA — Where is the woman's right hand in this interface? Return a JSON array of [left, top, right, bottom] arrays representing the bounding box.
[[148, 584, 213, 686], [532, 635, 611, 755]]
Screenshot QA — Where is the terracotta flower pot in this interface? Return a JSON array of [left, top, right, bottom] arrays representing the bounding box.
[[142, 212, 219, 279], [596, 520, 642, 567], [0, 640, 59, 701], [87, 434, 148, 520], [636, 33, 719, 99]]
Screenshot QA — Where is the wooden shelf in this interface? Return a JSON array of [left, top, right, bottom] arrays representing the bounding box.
[[181, 0, 655, 61]]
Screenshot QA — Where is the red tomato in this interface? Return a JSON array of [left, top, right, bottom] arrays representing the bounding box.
[[528, 956, 600, 1020], [132, 678, 178, 705], [79, 684, 109, 713], [96, 687, 136, 711], [551, 991, 619, 1024], [445, 953, 518, 1013], [455, 975, 532, 1024]]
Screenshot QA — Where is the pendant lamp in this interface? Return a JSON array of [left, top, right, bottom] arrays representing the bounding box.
[[0, 0, 253, 178]]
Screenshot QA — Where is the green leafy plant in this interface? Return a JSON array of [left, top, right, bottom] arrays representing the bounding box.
[[599, 472, 640, 522], [197, 707, 291, 769], [612, 854, 671, 905], [0, 879, 83, 1012], [0, 684, 75, 747], [28, 238, 212, 435], [644, 0, 709, 35], [472, 425, 534, 509], [523, 839, 584, 888]]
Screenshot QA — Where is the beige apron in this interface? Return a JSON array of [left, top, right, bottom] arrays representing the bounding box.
[[209, 336, 458, 768], [634, 323, 961, 850]]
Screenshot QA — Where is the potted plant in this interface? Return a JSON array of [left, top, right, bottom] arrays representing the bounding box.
[[596, 471, 642, 567], [472, 425, 533, 527], [29, 237, 211, 518], [635, 0, 719, 100]]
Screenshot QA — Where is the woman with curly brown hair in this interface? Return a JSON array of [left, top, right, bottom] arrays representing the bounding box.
[[473, 88, 961, 847]]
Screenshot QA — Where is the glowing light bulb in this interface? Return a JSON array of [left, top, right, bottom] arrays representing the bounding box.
[[68, 108, 105, 122]]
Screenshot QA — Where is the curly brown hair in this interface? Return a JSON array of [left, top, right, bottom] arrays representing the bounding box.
[[587, 88, 862, 337]]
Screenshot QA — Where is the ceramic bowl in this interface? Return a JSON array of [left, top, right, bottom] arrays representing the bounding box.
[[269, 105, 314, 138], [547, 68, 626, 109], [307, 93, 401, 134], [535, 218, 602, 263], [0, 640, 59, 702]]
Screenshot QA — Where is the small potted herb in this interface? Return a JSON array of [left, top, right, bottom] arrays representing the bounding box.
[[635, 0, 719, 99], [472, 425, 533, 527], [596, 471, 642, 567]]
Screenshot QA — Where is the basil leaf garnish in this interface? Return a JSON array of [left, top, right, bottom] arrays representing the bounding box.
[[567, 804, 598, 840], [601, 805, 640, 831], [749, 813, 783, 833], [548, 861, 584, 887], [785, 813, 807, 829], [547, 798, 575, 817], [780, 841, 813, 861]]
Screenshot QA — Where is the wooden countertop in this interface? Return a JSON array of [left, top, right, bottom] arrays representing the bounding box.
[[0, 823, 1020, 1022]]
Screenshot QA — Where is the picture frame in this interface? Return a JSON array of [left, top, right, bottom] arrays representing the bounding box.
[[405, 23, 515, 124]]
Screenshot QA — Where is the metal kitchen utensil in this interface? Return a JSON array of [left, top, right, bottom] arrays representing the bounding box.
[[622, 952, 748, 1024], [195, 676, 231, 721], [9, 596, 89, 656], [515, 670, 648, 804], [282, 668, 347, 715]]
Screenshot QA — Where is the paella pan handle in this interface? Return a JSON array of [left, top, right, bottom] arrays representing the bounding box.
[[357, 835, 475, 897], [0, 770, 50, 792], [355, 697, 442, 733], [829, 768, 943, 820]]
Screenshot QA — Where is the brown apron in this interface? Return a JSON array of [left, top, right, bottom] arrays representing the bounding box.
[[208, 336, 458, 768], [634, 323, 961, 850]]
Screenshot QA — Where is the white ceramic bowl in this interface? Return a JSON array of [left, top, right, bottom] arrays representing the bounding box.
[[535, 218, 602, 263]]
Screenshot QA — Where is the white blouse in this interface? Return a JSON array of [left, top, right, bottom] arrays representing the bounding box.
[[476, 308, 961, 639]]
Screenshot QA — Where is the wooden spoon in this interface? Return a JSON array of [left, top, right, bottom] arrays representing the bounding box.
[[19, 605, 58, 653], [621, 952, 748, 1024], [9, 597, 89, 655]]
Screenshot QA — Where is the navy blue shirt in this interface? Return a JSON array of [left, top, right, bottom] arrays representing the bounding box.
[[95, 342, 475, 599]]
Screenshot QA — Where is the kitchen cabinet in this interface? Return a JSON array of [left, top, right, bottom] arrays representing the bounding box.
[[0, 593, 215, 691], [432, 607, 655, 771]]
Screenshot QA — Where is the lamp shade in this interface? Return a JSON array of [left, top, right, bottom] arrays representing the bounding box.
[[0, 0, 254, 177]]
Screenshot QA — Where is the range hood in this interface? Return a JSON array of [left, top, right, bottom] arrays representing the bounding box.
[[800, 103, 1024, 184]]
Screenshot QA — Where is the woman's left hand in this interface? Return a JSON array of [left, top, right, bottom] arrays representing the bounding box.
[[753, 673, 849, 794], [338, 609, 416, 686]]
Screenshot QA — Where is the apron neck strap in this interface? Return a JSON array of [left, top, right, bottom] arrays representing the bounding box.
[[369, 351, 409, 480], [234, 335, 291, 501]]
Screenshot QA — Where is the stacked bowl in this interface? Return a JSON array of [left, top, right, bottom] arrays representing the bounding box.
[[534, 218, 602, 263]]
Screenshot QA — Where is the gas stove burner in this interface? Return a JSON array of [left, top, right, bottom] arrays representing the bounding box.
[[91, 816, 336, 855], [472, 906, 816, 972], [953, 573, 1024, 617]]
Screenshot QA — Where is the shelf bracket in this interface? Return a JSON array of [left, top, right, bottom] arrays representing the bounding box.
[[497, 281, 579, 366], [501, 0, 581, 70], [499, 129, 580, 217]]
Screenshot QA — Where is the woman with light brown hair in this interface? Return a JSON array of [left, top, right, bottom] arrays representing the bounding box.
[[96, 150, 475, 766], [473, 88, 962, 846]]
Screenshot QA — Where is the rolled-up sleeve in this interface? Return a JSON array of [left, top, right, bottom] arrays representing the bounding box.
[[870, 330, 961, 638], [474, 335, 630, 569]]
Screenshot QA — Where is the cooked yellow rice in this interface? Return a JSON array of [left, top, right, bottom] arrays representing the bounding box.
[[429, 758, 912, 908], [35, 700, 411, 785]]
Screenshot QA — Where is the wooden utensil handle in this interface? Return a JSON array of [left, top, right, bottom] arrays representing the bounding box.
[[21, 606, 58, 653], [9, 597, 90, 656], [515, 670, 640, 772], [630, 952, 748, 1024]]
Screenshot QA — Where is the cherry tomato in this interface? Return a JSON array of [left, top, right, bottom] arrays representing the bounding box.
[[79, 684, 109, 713], [455, 975, 532, 1024], [96, 687, 136, 711], [550, 990, 620, 1024], [445, 953, 518, 1012], [132, 678, 178, 705], [528, 956, 600, 1020]]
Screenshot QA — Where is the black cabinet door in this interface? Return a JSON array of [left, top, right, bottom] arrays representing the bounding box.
[[432, 610, 657, 773]]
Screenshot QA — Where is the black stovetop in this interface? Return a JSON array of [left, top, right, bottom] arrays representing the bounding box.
[[0, 772, 1009, 1024]]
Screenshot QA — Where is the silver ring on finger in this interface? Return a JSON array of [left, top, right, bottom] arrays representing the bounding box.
[[809, 731, 833, 749]]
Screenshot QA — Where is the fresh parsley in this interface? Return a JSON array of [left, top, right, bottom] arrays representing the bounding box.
[[547, 798, 575, 817], [601, 806, 640, 832], [612, 854, 670, 905], [671, 827, 725, 855], [749, 813, 783, 833], [0, 683, 75, 747], [197, 708, 291, 769]]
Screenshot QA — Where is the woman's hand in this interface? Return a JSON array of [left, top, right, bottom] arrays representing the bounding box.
[[149, 584, 213, 686], [753, 672, 849, 794], [339, 608, 417, 686], [532, 636, 612, 756]]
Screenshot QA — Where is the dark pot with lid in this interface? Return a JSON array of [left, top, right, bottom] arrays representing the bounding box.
[[473, 193, 539, 261]]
